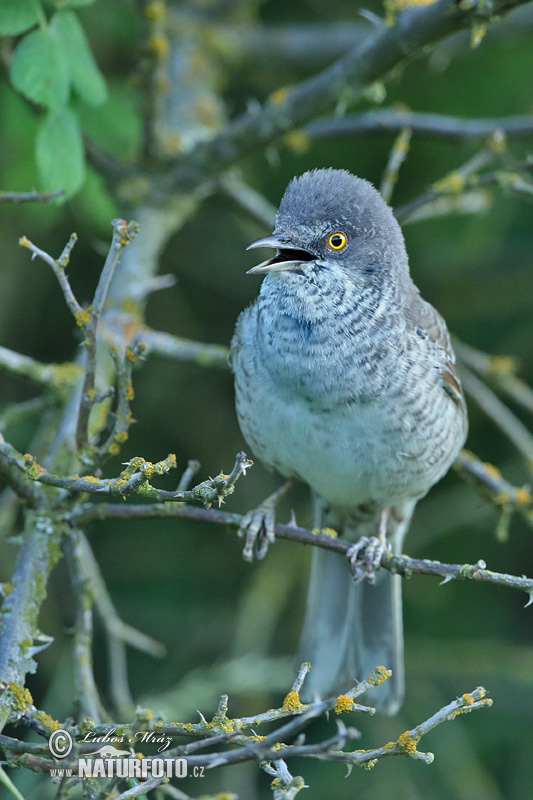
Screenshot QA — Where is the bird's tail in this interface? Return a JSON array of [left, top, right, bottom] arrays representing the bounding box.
[[298, 497, 415, 714]]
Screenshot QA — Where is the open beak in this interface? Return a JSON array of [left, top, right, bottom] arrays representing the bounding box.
[[246, 235, 315, 275]]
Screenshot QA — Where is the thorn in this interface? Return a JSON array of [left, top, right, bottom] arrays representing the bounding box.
[[525, 592, 533, 608], [439, 574, 454, 585]]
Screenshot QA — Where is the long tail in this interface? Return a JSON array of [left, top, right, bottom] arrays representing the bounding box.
[[298, 498, 415, 714]]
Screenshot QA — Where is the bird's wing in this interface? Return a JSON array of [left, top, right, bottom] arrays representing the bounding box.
[[404, 286, 466, 411]]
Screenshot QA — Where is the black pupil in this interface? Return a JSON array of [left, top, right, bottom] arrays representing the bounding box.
[[331, 235, 343, 248]]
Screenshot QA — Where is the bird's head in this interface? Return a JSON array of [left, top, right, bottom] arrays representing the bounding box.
[[247, 169, 409, 291]]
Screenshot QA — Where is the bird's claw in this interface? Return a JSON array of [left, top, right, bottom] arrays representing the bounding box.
[[237, 479, 295, 562], [238, 503, 276, 562], [347, 536, 388, 584]]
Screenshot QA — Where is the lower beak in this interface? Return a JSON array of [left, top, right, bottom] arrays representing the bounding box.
[[246, 235, 313, 275]]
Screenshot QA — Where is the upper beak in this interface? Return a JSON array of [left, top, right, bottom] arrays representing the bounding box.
[[246, 235, 314, 275]]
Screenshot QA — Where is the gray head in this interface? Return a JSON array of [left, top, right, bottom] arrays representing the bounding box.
[[247, 169, 409, 289]]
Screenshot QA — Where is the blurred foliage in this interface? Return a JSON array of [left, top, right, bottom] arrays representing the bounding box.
[[1, 0, 533, 798]]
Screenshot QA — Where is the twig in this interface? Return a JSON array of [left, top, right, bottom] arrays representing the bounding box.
[[72, 489, 533, 603], [1, 665, 490, 780], [380, 127, 412, 204], [76, 219, 141, 451], [19, 234, 82, 319], [315, 686, 491, 768], [263, 759, 306, 800], [455, 339, 533, 416], [459, 365, 533, 467], [96, 343, 144, 463], [395, 147, 495, 222], [220, 172, 277, 228], [74, 530, 166, 659], [63, 529, 107, 723], [0, 434, 45, 507], [113, 777, 168, 799], [169, 0, 532, 186], [0, 189, 65, 203], [304, 109, 533, 142], [0, 346, 82, 390], [14, 448, 252, 508], [139, 328, 230, 370]]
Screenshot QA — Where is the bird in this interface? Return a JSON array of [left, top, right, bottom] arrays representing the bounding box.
[[230, 168, 467, 713]]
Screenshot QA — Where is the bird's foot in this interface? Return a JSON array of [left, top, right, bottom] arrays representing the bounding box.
[[347, 536, 389, 584], [238, 479, 294, 562]]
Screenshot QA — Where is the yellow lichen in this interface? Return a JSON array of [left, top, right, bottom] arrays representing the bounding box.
[[462, 692, 474, 706], [284, 130, 311, 153], [75, 308, 92, 327], [270, 86, 290, 105], [144, 0, 166, 21], [495, 491, 510, 505], [433, 171, 466, 195], [470, 21, 487, 47], [125, 382, 135, 402], [396, 731, 418, 755], [515, 487, 531, 504], [370, 665, 392, 686], [148, 33, 170, 59], [8, 683, 34, 712], [282, 691, 303, 711], [490, 355, 515, 374], [482, 462, 502, 479], [311, 527, 338, 538], [334, 694, 353, 714], [36, 711, 61, 731]]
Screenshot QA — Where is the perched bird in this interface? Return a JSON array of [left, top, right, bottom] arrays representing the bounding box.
[[231, 169, 467, 713]]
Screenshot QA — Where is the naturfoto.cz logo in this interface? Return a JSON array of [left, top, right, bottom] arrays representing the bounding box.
[[48, 729, 196, 780]]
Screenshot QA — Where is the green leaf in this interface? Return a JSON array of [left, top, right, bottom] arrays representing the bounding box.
[[50, 10, 108, 106], [10, 28, 69, 110], [0, 0, 42, 35], [36, 109, 85, 199]]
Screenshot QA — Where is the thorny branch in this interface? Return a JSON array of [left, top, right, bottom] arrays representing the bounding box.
[[0, 664, 491, 777]]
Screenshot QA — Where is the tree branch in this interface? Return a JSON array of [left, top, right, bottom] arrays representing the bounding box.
[[168, 0, 533, 187], [304, 109, 533, 142], [0, 189, 64, 203], [72, 489, 533, 603]]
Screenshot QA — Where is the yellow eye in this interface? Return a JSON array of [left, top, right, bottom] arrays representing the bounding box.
[[327, 231, 347, 250]]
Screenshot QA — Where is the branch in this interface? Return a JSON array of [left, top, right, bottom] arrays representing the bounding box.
[[395, 151, 533, 222], [168, 0, 533, 186], [19, 234, 82, 319], [63, 529, 108, 723], [76, 219, 141, 451], [455, 339, 533, 416], [72, 483, 533, 604], [459, 364, 533, 465], [13, 449, 252, 507], [304, 109, 533, 142], [0, 513, 64, 732], [0, 189, 64, 203], [139, 328, 230, 370], [0, 346, 82, 390], [2, 667, 491, 776]]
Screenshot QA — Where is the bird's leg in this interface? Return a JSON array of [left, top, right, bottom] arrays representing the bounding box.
[[238, 479, 295, 562], [347, 506, 391, 584]]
